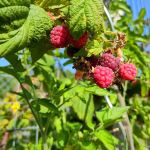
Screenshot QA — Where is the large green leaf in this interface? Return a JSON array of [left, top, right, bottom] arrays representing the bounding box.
[[0, 0, 31, 7], [31, 98, 59, 114], [71, 94, 95, 129], [0, 0, 31, 32], [85, 84, 110, 96], [96, 107, 129, 128], [95, 130, 119, 150], [64, 85, 95, 129], [68, 0, 104, 39], [0, 4, 53, 57]]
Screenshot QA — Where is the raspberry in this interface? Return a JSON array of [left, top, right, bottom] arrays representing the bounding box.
[[50, 25, 70, 48], [70, 32, 88, 48], [100, 53, 121, 71], [93, 66, 114, 88], [119, 63, 137, 80]]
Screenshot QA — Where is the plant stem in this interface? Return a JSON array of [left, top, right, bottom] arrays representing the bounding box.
[[104, 96, 128, 150], [117, 91, 135, 150], [42, 134, 49, 150], [19, 82, 44, 136], [11, 64, 45, 136], [40, 0, 49, 8]]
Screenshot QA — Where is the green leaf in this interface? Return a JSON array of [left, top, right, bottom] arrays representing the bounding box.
[[141, 81, 149, 97], [69, 89, 95, 129], [95, 130, 119, 150], [0, 4, 53, 57], [68, 0, 104, 39], [85, 85, 111, 96], [5, 54, 25, 72], [31, 99, 59, 113], [134, 37, 148, 43], [0, 0, 31, 7], [96, 107, 129, 128], [77, 142, 96, 150], [138, 8, 146, 21], [29, 38, 53, 63], [0, 66, 19, 79], [86, 40, 103, 57]]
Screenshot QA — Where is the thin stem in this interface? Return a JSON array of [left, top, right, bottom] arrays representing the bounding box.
[[104, 95, 113, 108], [19, 82, 44, 136], [10, 64, 44, 136], [123, 81, 128, 99], [104, 5, 115, 31], [40, 0, 49, 8]]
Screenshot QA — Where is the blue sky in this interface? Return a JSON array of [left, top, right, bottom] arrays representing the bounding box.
[[0, 58, 9, 67], [127, 0, 150, 35]]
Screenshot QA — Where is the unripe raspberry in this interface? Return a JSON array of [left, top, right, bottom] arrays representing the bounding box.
[[119, 63, 137, 80], [50, 25, 70, 48], [93, 66, 114, 88], [70, 32, 88, 48], [100, 53, 121, 71], [86, 56, 100, 67]]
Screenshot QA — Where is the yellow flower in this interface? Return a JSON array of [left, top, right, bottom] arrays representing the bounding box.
[[11, 102, 20, 113], [4, 93, 17, 102]]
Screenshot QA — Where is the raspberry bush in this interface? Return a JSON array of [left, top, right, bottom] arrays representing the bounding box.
[[0, 0, 150, 150]]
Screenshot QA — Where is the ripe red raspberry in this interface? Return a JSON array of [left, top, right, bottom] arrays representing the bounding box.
[[119, 63, 137, 80], [70, 32, 88, 48], [93, 66, 114, 88], [100, 53, 121, 71], [50, 25, 70, 48]]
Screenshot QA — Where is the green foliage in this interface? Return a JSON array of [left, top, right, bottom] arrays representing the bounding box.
[[68, 0, 104, 39], [95, 130, 119, 150], [96, 107, 129, 128], [0, 3, 53, 57], [86, 40, 103, 57], [0, 0, 31, 7]]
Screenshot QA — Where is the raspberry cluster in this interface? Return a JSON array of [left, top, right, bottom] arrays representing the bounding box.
[[50, 25, 88, 49], [73, 53, 137, 89], [49, 25, 137, 89]]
